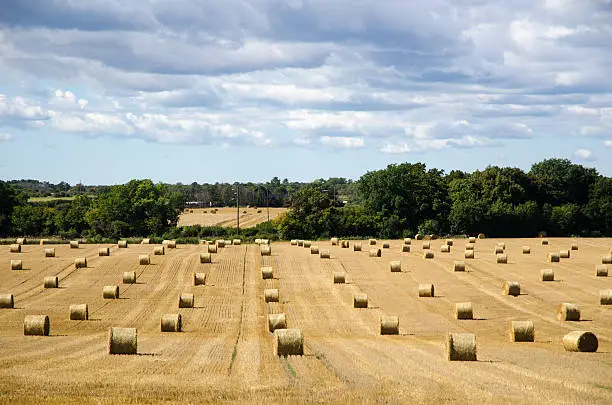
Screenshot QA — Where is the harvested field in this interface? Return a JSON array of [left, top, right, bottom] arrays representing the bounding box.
[[0, 238, 611, 404], [177, 207, 288, 228]]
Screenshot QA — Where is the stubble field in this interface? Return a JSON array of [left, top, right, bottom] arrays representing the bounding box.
[[177, 207, 287, 227]]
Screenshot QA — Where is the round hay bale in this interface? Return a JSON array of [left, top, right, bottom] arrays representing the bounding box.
[[522, 246, 530, 254], [497, 242, 506, 249], [402, 245, 411, 253], [9, 244, 21, 253], [465, 250, 475, 259], [331, 237, 339, 246], [264, 288, 279, 303], [108, 327, 137, 355], [310, 245, 319, 255], [44, 248, 55, 258], [422, 241, 431, 250], [256, 209, 262, 214], [440, 245, 450, 253], [389, 261, 401, 273], [118, 240, 128, 248], [303, 241, 311, 248], [423, 251, 434, 259], [510, 320, 535, 342], [540, 269, 554, 281], [138, 254, 150, 265], [353, 293, 368, 308], [24, 315, 49, 336], [496, 254, 507, 264], [10, 260, 22, 270], [602, 254, 612, 264], [16, 237, 26, 245], [415, 234, 423, 240], [558, 303, 580, 321], [369, 239, 377, 245], [369, 248, 381, 258], [342, 240, 350, 248], [178, 293, 194, 308], [103, 285, 119, 299], [548, 253, 560, 263], [447, 333, 477, 361], [208, 244, 218, 254], [453, 261, 466, 272], [468, 236, 476, 243], [503, 281, 520, 296], [261, 239, 270, 245], [274, 328, 303, 356], [418, 284, 434, 297], [167, 240, 177, 249], [261, 266, 273, 279], [260, 245, 271, 256], [123, 271, 136, 284], [39, 239, 48, 245], [69, 304, 88, 320], [216, 240, 225, 248], [455, 302, 473, 320], [404, 238, 412, 245], [43, 276, 58, 288], [445, 239, 453, 246], [153, 246, 165, 255], [98, 247, 109, 256], [74, 257, 87, 269], [563, 331, 598, 352], [495, 246, 504, 254], [290, 239, 298, 246], [194, 272, 206, 286], [297, 240, 303, 247], [319, 249, 330, 259], [478, 233, 485, 239], [333, 271, 346, 284], [382, 242, 390, 249], [0, 294, 15, 308], [161, 314, 182, 332], [559, 249, 570, 259], [599, 290, 612, 305], [380, 315, 399, 335], [69, 240, 79, 249], [141, 238, 151, 244], [353, 243, 362, 252], [465, 243, 475, 251], [268, 313, 287, 333], [233, 239, 241, 245], [541, 239, 549, 245], [571, 243, 578, 251], [424, 234, 432, 240], [200, 252, 212, 263]]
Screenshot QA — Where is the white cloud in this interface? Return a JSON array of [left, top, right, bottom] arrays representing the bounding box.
[[604, 140, 612, 147], [0, 133, 12, 141], [320, 136, 364, 149], [573, 148, 596, 161], [381, 135, 497, 154]]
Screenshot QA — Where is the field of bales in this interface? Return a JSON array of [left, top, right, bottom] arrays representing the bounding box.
[[1, 237, 611, 404], [177, 206, 288, 227]]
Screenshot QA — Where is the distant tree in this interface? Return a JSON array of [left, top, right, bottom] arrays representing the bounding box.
[[0, 181, 18, 236]]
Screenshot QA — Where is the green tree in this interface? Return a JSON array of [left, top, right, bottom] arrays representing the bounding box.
[[0, 181, 18, 236]]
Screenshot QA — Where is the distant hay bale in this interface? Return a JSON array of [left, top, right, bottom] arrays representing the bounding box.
[[297, 240, 303, 247], [563, 331, 598, 352], [447, 333, 477, 361], [559, 250, 570, 259], [303, 241, 311, 248], [423, 251, 434, 259], [242, 210, 247, 214], [353, 242, 362, 252], [423, 234, 432, 240], [153, 246, 165, 255], [468, 237, 476, 243], [74, 257, 87, 269], [497, 242, 506, 249], [98, 247, 110, 256], [9, 244, 21, 253], [118, 240, 128, 248], [510, 320, 535, 342], [522, 246, 530, 254], [415, 234, 423, 240], [558, 303, 580, 321], [570, 243, 578, 251], [208, 244, 218, 254], [274, 328, 303, 356], [141, 238, 151, 244], [465, 250, 475, 259], [103, 285, 119, 299], [369, 239, 377, 245], [455, 302, 473, 320], [290, 239, 298, 246], [333, 271, 346, 284], [69, 240, 79, 249], [380, 315, 399, 335], [0, 294, 14, 308], [233, 239, 241, 245], [69, 304, 88, 320], [541, 239, 549, 245], [194, 273, 206, 286], [342, 240, 350, 248], [404, 238, 412, 245], [478, 233, 485, 239], [440, 245, 450, 253], [331, 237, 339, 246], [24, 315, 49, 336], [39, 239, 49, 245], [540, 269, 555, 281], [261, 266, 273, 279], [44, 248, 55, 258], [495, 246, 504, 254], [257, 209, 262, 214], [160, 314, 182, 332], [422, 241, 431, 250], [503, 281, 520, 296], [260, 245, 271, 256], [108, 327, 137, 355], [264, 288, 279, 303], [43, 276, 58, 288], [16, 237, 26, 245], [310, 245, 319, 255], [389, 261, 401, 272], [10, 260, 22, 270], [138, 255, 150, 265], [600, 290, 612, 305], [382, 242, 390, 249], [353, 293, 368, 308], [602, 254, 612, 264], [418, 283, 434, 297], [166, 240, 177, 249], [123, 271, 136, 284], [496, 254, 507, 264], [402, 245, 410, 253], [548, 253, 560, 263], [453, 261, 466, 272], [216, 240, 225, 248], [200, 252, 212, 263], [261, 239, 270, 245], [319, 249, 330, 259], [369, 248, 381, 257], [596, 265, 608, 277], [465, 243, 475, 251], [268, 313, 287, 333], [445, 239, 453, 246], [178, 293, 194, 308]]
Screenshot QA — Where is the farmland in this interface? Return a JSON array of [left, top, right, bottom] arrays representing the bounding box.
[[177, 207, 288, 228], [0, 237, 611, 404]]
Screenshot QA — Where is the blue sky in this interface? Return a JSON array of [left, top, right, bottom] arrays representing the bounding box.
[[1, 0, 611, 184]]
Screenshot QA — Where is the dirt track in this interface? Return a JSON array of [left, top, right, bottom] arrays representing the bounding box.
[[178, 207, 287, 227], [0, 238, 611, 404]]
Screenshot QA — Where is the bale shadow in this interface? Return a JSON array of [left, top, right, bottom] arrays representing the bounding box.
[[51, 334, 69, 337], [136, 352, 157, 357], [86, 318, 103, 322], [478, 359, 503, 363], [193, 306, 206, 309], [473, 318, 488, 321]]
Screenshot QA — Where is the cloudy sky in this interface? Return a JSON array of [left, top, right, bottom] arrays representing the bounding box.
[[1, 0, 611, 184]]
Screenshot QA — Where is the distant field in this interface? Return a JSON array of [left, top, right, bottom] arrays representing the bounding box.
[[178, 206, 288, 227], [28, 196, 76, 202]]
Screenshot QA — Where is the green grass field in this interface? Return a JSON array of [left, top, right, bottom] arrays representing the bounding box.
[[28, 196, 76, 202]]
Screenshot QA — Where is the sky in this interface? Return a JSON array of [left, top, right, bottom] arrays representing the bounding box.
[[1, 0, 612, 185]]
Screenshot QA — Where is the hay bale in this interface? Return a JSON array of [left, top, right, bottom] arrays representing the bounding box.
[[178, 293, 194, 308], [123, 271, 136, 284], [216, 240, 225, 248], [496, 254, 507, 264], [9, 244, 21, 253], [43, 276, 58, 288], [138, 254, 150, 265], [465, 243, 475, 251], [369, 248, 381, 257], [453, 261, 466, 272], [290, 239, 298, 246], [559, 249, 570, 259], [233, 239, 241, 245], [423, 251, 434, 259], [369, 239, 377, 245], [599, 290, 612, 305], [44, 248, 55, 258], [200, 252, 212, 263], [118, 240, 128, 248], [10, 260, 22, 270], [382, 242, 390, 249], [166, 240, 177, 249], [402, 245, 410, 253], [497, 242, 506, 249], [415, 234, 423, 240], [69, 240, 79, 249], [571, 243, 578, 251], [445, 239, 453, 246], [404, 238, 412, 245], [268, 313, 287, 333], [103, 285, 119, 299], [261, 239, 270, 245], [274, 328, 303, 356], [468, 236, 476, 243], [194, 273, 206, 286], [303, 240, 312, 248], [548, 252, 560, 263], [540, 269, 554, 281], [563, 331, 598, 352], [478, 233, 485, 239], [0, 294, 15, 308], [558, 303, 580, 321], [319, 249, 330, 259], [74, 257, 87, 269], [297, 240, 303, 247], [333, 271, 346, 284], [108, 327, 137, 355], [353, 242, 362, 252], [455, 302, 473, 320], [602, 254, 612, 264], [141, 238, 151, 244], [98, 247, 110, 256], [207, 244, 218, 254], [264, 288, 279, 303], [465, 250, 475, 259], [24, 315, 49, 336], [331, 237, 339, 246], [418, 284, 434, 297], [342, 240, 350, 248], [260, 245, 271, 256], [353, 293, 368, 308], [522, 246, 530, 254], [495, 246, 504, 254], [310, 245, 319, 255], [447, 333, 477, 361], [440, 245, 450, 253], [541, 239, 549, 245], [380, 315, 399, 335], [510, 320, 535, 342], [153, 246, 165, 255], [261, 266, 273, 279], [390, 261, 401, 272], [69, 304, 88, 320], [503, 281, 520, 296], [422, 241, 431, 250], [596, 265, 609, 277], [16, 237, 26, 245], [39, 239, 48, 245], [161, 314, 182, 332]]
